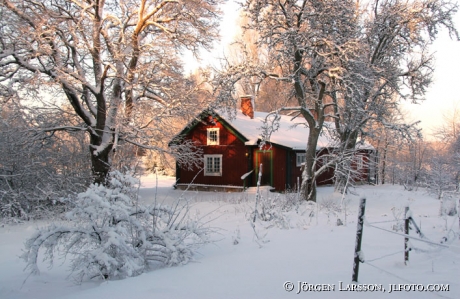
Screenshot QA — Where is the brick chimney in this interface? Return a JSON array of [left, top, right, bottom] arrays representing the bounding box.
[[240, 96, 254, 119]]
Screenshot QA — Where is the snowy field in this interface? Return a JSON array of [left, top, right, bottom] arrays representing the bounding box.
[[0, 174, 459, 299]]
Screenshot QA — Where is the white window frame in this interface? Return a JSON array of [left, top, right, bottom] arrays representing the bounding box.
[[296, 153, 306, 167], [207, 128, 219, 145], [204, 154, 222, 176]]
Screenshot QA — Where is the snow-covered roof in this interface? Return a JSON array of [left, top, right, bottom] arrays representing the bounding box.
[[219, 110, 335, 150], [173, 109, 374, 151]]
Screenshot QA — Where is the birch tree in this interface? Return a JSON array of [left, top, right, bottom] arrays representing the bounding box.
[[0, 0, 222, 184]]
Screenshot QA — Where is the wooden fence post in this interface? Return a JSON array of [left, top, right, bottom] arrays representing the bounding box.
[[404, 206, 410, 265], [352, 198, 366, 282]]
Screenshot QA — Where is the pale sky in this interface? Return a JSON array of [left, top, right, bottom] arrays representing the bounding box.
[[402, 7, 460, 139], [185, 0, 460, 140]]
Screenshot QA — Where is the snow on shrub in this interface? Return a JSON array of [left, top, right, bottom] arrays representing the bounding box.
[[21, 171, 211, 282], [250, 189, 304, 230], [254, 194, 291, 228]]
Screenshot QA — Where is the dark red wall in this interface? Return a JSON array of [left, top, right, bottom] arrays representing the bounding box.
[[176, 114, 372, 191], [289, 149, 372, 187], [350, 150, 371, 183], [177, 115, 252, 187]]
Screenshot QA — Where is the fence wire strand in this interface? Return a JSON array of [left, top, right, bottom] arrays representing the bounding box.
[[357, 205, 458, 299], [366, 224, 449, 248], [363, 262, 456, 299], [365, 250, 404, 262], [366, 219, 401, 225]]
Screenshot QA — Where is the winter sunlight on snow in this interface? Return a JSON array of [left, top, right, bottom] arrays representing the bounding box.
[[1, 0, 460, 298], [0, 175, 459, 299]]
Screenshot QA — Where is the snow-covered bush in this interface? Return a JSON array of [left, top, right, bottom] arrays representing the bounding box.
[[21, 171, 211, 282], [317, 195, 348, 226], [283, 188, 303, 212], [439, 198, 458, 216], [256, 194, 289, 223], [319, 195, 341, 217], [251, 191, 303, 229]]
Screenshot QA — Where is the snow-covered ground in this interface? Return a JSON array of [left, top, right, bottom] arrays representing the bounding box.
[[1, 174, 459, 299]]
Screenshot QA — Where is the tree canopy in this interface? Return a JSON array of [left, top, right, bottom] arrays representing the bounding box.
[[0, 0, 223, 184], [215, 0, 458, 201]]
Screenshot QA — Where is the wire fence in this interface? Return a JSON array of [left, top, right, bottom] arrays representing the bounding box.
[[365, 223, 449, 248], [352, 198, 458, 299]]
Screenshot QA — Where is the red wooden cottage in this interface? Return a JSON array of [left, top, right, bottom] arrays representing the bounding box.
[[171, 97, 375, 192]]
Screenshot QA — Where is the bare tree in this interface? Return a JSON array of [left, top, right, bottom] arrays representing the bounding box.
[[332, 0, 458, 189], [225, 14, 297, 112], [425, 146, 456, 200], [385, 137, 428, 187], [0, 100, 91, 219], [433, 100, 460, 144], [432, 101, 460, 190], [217, 0, 458, 202], [214, 0, 362, 202], [0, 0, 222, 184]]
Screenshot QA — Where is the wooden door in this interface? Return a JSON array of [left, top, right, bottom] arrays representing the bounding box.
[[256, 151, 272, 186]]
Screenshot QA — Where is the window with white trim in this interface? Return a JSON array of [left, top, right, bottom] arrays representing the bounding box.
[[296, 153, 306, 167], [204, 154, 222, 176], [207, 128, 219, 145]]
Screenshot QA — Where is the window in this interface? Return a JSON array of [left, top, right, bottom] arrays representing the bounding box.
[[204, 154, 222, 176], [296, 153, 306, 167], [207, 128, 219, 145]]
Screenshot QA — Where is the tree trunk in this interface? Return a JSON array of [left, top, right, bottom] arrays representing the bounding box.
[[301, 127, 321, 202], [381, 145, 387, 185], [91, 149, 111, 185], [334, 131, 359, 193], [292, 47, 325, 203], [89, 132, 114, 185]]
